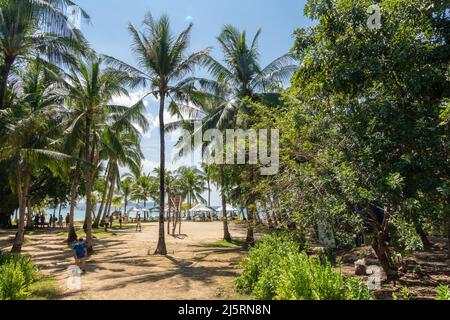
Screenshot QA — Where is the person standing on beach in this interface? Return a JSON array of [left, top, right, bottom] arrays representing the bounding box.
[[73, 237, 87, 273], [136, 214, 142, 232]]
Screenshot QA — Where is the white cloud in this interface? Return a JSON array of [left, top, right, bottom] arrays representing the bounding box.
[[185, 15, 193, 22]]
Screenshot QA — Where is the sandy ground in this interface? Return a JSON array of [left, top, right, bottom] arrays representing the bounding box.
[[0, 222, 253, 300]]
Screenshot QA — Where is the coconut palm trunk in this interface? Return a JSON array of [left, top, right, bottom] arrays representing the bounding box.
[[100, 172, 115, 227], [447, 210, 450, 259], [221, 166, 232, 242], [11, 154, 25, 253], [22, 164, 32, 230], [167, 191, 171, 235], [93, 164, 111, 228], [84, 108, 94, 254], [67, 163, 80, 244], [155, 93, 167, 255], [0, 55, 15, 109]]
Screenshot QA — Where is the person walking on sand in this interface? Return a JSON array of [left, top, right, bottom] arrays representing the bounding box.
[[136, 214, 142, 232], [73, 237, 87, 273]]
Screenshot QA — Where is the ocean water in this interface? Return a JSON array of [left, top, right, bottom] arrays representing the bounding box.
[[45, 202, 159, 222]]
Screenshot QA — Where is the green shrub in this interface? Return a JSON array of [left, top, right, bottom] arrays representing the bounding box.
[[0, 253, 37, 300], [236, 234, 374, 300], [236, 233, 299, 299], [436, 285, 450, 300]]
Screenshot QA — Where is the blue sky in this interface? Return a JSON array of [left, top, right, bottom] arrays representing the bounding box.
[[76, 0, 313, 205]]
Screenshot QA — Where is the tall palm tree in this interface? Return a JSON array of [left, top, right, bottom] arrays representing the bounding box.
[[176, 26, 297, 246], [0, 60, 70, 252], [176, 166, 206, 210], [64, 55, 144, 254], [132, 173, 157, 211], [0, 0, 89, 109], [201, 163, 213, 208], [120, 175, 133, 228], [106, 13, 209, 255]]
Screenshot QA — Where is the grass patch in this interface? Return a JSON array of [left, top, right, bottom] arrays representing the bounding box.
[[28, 276, 62, 300], [57, 223, 136, 240], [208, 239, 245, 248], [57, 228, 116, 240]]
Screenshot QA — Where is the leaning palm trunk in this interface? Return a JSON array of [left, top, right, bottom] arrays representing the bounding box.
[[154, 94, 167, 255], [221, 166, 232, 242], [93, 165, 111, 228], [100, 172, 115, 227], [11, 155, 25, 253], [67, 163, 80, 244]]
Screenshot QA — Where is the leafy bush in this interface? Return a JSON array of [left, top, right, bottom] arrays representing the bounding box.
[[236, 233, 299, 299], [436, 285, 450, 300], [0, 253, 37, 300], [236, 233, 374, 300]]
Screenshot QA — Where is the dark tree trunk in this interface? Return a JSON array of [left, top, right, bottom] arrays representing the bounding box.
[[22, 166, 32, 231], [154, 93, 167, 255], [246, 206, 255, 248], [11, 155, 25, 253], [100, 172, 115, 228], [93, 165, 111, 228], [245, 168, 256, 248], [67, 163, 80, 244], [366, 206, 398, 281], [447, 213, 450, 259], [0, 55, 15, 109], [221, 166, 232, 242], [167, 191, 171, 235], [84, 109, 94, 255]]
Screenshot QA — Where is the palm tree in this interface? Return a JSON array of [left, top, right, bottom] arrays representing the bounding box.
[[196, 26, 296, 246], [0, 0, 89, 109], [106, 13, 210, 255], [120, 175, 133, 228], [176, 166, 206, 222], [0, 60, 70, 252], [201, 163, 213, 208], [64, 55, 144, 254]]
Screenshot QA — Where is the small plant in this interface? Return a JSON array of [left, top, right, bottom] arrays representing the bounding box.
[[236, 233, 374, 300], [392, 287, 413, 300], [435, 285, 450, 300], [0, 253, 37, 300]]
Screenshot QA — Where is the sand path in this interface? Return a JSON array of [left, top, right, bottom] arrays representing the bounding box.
[[0, 222, 252, 300]]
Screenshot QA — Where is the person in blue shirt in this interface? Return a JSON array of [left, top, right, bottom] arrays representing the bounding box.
[[73, 237, 87, 273]]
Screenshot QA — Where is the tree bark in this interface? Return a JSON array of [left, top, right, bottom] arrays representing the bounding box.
[[167, 191, 171, 235], [67, 163, 80, 244], [245, 168, 256, 248], [366, 206, 398, 281], [22, 165, 32, 230], [0, 55, 15, 109], [83, 108, 94, 255], [447, 213, 450, 259], [93, 164, 111, 228], [100, 172, 115, 227], [11, 155, 25, 253], [221, 166, 232, 242], [154, 92, 167, 255]]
